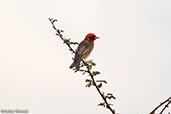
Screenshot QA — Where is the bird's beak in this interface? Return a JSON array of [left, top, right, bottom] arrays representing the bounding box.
[[95, 36, 100, 39]]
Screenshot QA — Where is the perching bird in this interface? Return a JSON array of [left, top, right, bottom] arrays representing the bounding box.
[[70, 33, 99, 70]]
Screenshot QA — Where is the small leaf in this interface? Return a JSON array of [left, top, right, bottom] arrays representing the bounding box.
[[63, 38, 70, 44], [96, 80, 107, 84], [97, 83, 103, 88], [108, 103, 113, 106], [98, 102, 105, 107], [85, 79, 93, 87], [86, 83, 91, 87], [87, 64, 92, 70], [90, 61, 96, 66], [78, 69, 87, 75], [86, 60, 96, 66], [85, 79, 91, 82], [59, 34, 63, 38], [92, 71, 100, 76], [106, 93, 116, 100], [60, 30, 64, 32], [70, 41, 79, 45]]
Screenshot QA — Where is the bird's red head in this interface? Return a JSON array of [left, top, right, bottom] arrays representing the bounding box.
[[85, 33, 99, 41]]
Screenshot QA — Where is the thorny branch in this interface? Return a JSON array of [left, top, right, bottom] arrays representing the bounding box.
[[150, 97, 171, 114], [87, 69, 115, 113], [49, 18, 116, 114]]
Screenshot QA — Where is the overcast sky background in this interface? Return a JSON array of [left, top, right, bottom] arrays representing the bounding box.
[[0, 0, 171, 114]]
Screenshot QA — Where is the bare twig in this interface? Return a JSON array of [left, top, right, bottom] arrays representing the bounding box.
[[150, 97, 171, 114], [159, 98, 171, 114], [49, 18, 115, 114]]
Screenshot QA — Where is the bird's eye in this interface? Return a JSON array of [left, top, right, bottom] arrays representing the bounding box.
[[89, 36, 95, 40]]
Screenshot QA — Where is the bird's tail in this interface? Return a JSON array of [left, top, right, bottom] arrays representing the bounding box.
[[70, 56, 82, 71]]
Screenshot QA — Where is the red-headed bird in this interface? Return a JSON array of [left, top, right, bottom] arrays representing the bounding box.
[[70, 33, 99, 70]]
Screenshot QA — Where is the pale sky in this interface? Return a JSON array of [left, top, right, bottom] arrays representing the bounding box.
[[0, 0, 171, 114]]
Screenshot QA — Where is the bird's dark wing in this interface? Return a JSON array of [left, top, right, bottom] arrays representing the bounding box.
[[76, 40, 93, 58]]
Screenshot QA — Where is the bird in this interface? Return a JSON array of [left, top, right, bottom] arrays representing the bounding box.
[[70, 33, 99, 71]]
